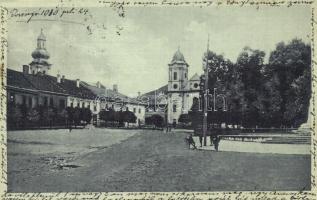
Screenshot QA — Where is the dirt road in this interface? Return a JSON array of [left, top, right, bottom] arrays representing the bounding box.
[[8, 129, 311, 192]]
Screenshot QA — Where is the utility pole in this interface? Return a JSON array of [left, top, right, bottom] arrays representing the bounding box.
[[202, 35, 210, 146]]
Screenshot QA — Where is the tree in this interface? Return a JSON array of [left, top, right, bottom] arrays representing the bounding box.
[[58, 109, 69, 127], [81, 107, 92, 124], [151, 114, 164, 128], [189, 97, 202, 129], [266, 39, 311, 127], [27, 108, 40, 127], [73, 107, 81, 126], [123, 110, 137, 127], [236, 47, 266, 128], [7, 103, 23, 129]]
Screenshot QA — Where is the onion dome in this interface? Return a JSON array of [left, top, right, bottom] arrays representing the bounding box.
[[31, 48, 50, 59]]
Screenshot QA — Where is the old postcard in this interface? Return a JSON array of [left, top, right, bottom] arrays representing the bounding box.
[[0, 0, 316, 199]]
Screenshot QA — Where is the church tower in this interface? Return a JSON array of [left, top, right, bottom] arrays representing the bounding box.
[[168, 47, 189, 91], [167, 48, 189, 125], [30, 29, 51, 75]]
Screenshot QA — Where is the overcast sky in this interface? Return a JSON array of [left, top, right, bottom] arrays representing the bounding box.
[[8, 6, 311, 96]]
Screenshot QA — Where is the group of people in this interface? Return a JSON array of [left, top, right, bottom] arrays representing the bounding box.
[[185, 134, 221, 151]]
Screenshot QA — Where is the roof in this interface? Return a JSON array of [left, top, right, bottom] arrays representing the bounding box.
[[23, 73, 66, 94], [81, 81, 144, 105], [142, 85, 168, 97], [7, 69, 37, 91], [189, 73, 200, 81], [141, 85, 168, 105], [51, 78, 96, 100], [170, 49, 188, 66], [7, 69, 96, 99]]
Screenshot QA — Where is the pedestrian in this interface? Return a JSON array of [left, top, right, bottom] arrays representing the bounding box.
[[69, 125, 72, 132], [213, 135, 221, 151], [187, 133, 197, 150], [199, 135, 203, 147]]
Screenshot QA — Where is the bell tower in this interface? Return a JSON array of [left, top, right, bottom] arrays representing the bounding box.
[[167, 47, 189, 124], [168, 47, 189, 92], [30, 29, 52, 75]]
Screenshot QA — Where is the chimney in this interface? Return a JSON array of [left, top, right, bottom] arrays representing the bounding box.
[[62, 75, 65, 82], [104, 87, 107, 96], [57, 74, 61, 83], [97, 81, 101, 88], [113, 84, 118, 92], [138, 91, 141, 97], [76, 79, 80, 88], [23, 65, 29, 74]]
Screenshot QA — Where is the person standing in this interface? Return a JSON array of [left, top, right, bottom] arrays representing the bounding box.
[[213, 135, 221, 151]]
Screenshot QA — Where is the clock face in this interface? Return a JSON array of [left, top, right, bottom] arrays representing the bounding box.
[[173, 84, 178, 89], [194, 83, 199, 88]]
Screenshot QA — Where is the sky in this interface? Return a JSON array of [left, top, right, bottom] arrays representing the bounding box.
[[8, 6, 311, 96]]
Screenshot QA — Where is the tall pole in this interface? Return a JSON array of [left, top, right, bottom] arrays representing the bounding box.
[[202, 35, 210, 146]]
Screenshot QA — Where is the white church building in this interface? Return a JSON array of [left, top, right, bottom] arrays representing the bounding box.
[[167, 49, 200, 124]]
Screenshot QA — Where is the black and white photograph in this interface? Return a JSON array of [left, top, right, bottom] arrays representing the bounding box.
[[1, 0, 315, 195]]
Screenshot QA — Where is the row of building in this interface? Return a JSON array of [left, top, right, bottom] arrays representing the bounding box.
[[7, 30, 146, 126], [7, 29, 204, 126]]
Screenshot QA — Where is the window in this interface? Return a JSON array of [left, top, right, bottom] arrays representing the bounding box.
[[43, 96, 48, 106], [22, 95, 26, 105], [28, 97, 32, 107], [82, 102, 85, 108], [173, 104, 177, 112], [173, 84, 178, 89], [138, 108, 141, 113], [185, 73, 187, 78], [94, 106, 97, 111], [194, 83, 199, 88], [49, 97, 53, 107], [70, 102, 74, 108], [133, 108, 136, 113], [77, 102, 80, 107], [173, 72, 177, 80], [59, 99, 65, 109]]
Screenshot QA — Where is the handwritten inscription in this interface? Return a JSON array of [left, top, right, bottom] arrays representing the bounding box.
[[9, 7, 89, 23], [98, 0, 314, 7]]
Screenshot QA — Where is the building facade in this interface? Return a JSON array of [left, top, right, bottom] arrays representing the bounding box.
[[167, 49, 200, 124]]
